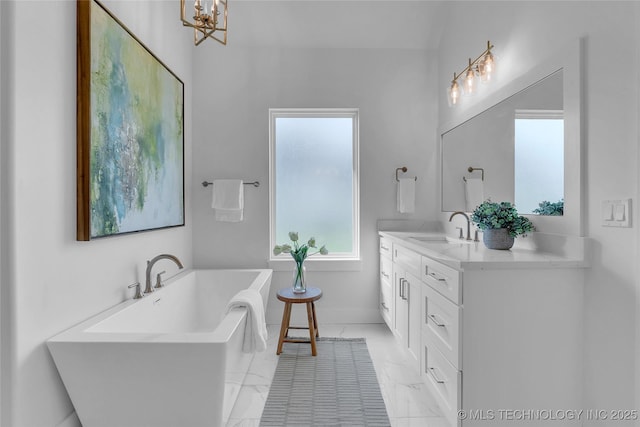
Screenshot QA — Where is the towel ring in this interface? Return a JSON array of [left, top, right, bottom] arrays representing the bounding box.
[[463, 167, 484, 182], [396, 167, 417, 182]]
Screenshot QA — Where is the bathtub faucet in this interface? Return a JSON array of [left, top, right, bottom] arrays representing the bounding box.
[[145, 254, 184, 294]]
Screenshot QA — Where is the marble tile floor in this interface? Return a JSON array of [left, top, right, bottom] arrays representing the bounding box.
[[226, 323, 449, 427]]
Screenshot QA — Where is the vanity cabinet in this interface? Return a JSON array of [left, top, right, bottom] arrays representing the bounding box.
[[379, 240, 422, 370], [422, 260, 583, 427], [380, 232, 584, 427]]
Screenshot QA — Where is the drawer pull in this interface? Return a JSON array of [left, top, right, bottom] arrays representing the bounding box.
[[381, 244, 389, 251], [428, 313, 446, 327], [381, 271, 390, 279], [428, 367, 447, 384], [381, 302, 389, 311], [428, 271, 446, 282], [400, 279, 410, 300]]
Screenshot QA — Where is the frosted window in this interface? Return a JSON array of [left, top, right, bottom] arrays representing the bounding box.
[[270, 109, 359, 259], [514, 117, 564, 214]]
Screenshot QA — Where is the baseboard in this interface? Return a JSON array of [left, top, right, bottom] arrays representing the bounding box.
[[57, 411, 81, 427]]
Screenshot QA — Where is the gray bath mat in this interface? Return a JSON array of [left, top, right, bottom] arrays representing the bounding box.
[[260, 338, 391, 426]]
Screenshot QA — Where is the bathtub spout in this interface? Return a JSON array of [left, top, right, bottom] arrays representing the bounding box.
[[145, 254, 184, 294]]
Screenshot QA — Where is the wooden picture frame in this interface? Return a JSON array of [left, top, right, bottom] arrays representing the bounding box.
[[77, 0, 185, 240]]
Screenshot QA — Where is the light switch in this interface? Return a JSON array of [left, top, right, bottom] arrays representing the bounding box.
[[602, 202, 614, 221], [602, 199, 631, 227]]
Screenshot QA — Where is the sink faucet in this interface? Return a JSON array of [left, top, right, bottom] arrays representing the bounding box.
[[145, 254, 184, 294], [449, 211, 472, 241]]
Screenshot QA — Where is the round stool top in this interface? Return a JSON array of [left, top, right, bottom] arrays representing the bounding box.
[[277, 287, 322, 303]]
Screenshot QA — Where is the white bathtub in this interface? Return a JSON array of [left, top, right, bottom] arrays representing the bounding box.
[[48, 268, 272, 427]]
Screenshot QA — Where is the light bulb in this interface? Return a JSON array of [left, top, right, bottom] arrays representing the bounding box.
[[464, 67, 476, 95], [449, 78, 461, 106], [480, 49, 495, 83]]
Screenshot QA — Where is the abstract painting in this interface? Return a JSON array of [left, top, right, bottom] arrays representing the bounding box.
[[77, 0, 184, 240]]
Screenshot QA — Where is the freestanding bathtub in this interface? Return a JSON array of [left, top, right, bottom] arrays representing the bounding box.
[[48, 268, 272, 427]]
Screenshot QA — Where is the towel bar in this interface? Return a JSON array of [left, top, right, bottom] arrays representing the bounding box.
[[202, 181, 260, 188]]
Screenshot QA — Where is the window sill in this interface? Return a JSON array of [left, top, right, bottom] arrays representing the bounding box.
[[268, 258, 362, 272]]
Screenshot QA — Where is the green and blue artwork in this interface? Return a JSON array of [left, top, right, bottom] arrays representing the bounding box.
[[89, 0, 184, 238]]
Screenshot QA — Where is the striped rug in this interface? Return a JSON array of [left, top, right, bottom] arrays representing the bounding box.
[[260, 338, 391, 426]]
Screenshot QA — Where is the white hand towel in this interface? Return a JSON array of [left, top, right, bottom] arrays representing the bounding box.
[[397, 178, 416, 213], [225, 289, 268, 353], [211, 179, 244, 222], [464, 177, 484, 212]]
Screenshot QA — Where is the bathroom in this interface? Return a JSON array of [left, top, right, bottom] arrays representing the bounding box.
[[0, 1, 638, 426]]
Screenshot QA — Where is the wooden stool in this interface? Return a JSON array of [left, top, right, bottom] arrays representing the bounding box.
[[276, 287, 322, 356]]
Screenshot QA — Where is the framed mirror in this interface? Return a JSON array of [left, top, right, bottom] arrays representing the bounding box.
[[439, 40, 583, 236], [442, 70, 564, 215]]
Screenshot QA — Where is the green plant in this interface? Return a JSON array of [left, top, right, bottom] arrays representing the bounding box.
[[273, 232, 328, 263], [533, 199, 564, 216], [471, 201, 534, 238], [274, 232, 328, 290]]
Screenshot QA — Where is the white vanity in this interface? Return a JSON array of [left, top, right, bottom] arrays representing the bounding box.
[[379, 231, 586, 427]]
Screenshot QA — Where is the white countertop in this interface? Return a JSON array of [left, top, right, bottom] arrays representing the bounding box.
[[379, 231, 588, 270]]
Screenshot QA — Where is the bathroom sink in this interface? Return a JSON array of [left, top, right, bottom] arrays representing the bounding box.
[[408, 236, 475, 245]]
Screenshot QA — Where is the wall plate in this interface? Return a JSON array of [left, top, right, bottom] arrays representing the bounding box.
[[601, 199, 631, 227]]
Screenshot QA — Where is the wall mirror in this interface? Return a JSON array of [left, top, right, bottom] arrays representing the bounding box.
[[442, 70, 564, 215], [439, 40, 583, 236]]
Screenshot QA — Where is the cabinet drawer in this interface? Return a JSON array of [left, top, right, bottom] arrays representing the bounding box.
[[394, 245, 421, 277], [422, 334, 461, 427], [380, 256, 392, 284], [423, 283, 461, 370], [379, 237, 392, 258], [380, 283, 393, 330], [422, 256, 461, 304]]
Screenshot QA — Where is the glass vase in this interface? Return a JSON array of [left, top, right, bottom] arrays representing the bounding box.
[[292, 261, 306, 293]]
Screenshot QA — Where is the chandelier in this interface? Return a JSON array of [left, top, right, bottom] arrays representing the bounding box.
[[180, 0, 228, 46], [448, 41, 496, 106]]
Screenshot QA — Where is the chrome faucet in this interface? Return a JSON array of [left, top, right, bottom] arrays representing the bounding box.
[[145, 254, 184, 294], [449, 211, 472, 241]]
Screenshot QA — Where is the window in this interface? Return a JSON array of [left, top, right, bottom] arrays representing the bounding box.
[[514, 109, 564, 214], [269, 108, 359, 263]]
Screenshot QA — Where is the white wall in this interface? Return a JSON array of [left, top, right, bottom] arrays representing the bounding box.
[[2, 1, 194, 426], [0, 1, 7, 424], [437, 1, 638, 421], [637, 0, 640, 418], [191, 47, 438, 324]]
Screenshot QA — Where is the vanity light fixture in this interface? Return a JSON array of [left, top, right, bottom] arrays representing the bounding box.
[[180, 0, 228, 46], [448, 41, 496, 106]]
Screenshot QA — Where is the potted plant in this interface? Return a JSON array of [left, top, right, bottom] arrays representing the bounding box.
[[533, 199, 564, 216], [471, 201, 534, 250], [273, 232, 328, 293]]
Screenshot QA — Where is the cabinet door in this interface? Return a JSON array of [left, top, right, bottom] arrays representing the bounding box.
[[393, 268, 407, 344], [380, 255, 394, 330], [407, 272, 421, 367]]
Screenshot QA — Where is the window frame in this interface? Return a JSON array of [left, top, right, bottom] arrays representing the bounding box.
[[268, 108, 360, 269]]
